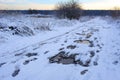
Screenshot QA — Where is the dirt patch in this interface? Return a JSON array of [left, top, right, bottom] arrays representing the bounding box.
[[74, 40, 94, 47], [76, 33, 85, 36], [49, 51, 91, 67], [49, 51, 78, 64], [74, 40, 90, 44]]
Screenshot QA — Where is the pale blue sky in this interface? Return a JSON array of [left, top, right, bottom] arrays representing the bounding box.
[[27, 0, 97, 4], [0, 0, 120, 10], [0, 0, 97, 4]]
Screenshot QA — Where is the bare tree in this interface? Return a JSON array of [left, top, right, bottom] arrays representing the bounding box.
[[55, 0, 83, 20]]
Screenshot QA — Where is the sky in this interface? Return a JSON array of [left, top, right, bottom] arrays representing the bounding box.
[[0, 0, 120, 10]]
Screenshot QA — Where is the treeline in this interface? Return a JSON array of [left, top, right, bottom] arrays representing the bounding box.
[[0, 0, 120, 19], [0, 10, 120, 16]]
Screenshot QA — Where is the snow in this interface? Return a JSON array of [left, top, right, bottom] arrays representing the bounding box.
[[0, 15, 120, 80]]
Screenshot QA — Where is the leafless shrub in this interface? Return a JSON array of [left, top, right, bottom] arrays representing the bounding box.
[[28, 9, 39, 14], [55, 0, 83, 20], [11, 26, 34, 36], [34, 23, 51, 31], [0, 22, 34, 36], [111, 7, 120, 18]]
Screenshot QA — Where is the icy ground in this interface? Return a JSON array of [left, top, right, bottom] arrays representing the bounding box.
[[0, 15, 120, 80]]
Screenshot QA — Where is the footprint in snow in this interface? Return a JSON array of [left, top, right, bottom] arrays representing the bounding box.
[[81, 69, 88, 75], [25, 53, 38, 57], [0, 62, 6, 68], [113, 61, 119, 65], [59, 47, 64, 51], [93, 61, 98, 66], [64, 40, 67, 43], [23, 58, 37, 65], [96, 50, 100, 53], [89, 51, 95, 57], [44, 51, 49, 54], [12, 65, 20, 77], [61, 44, 64, 46], [12, 69, 20, 77], [33, 47, 39, 50], [14, 53, 23, 56], [67, 45, 76, 49]]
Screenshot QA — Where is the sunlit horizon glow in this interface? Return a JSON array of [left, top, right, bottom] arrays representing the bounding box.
[[0, 0, 120, 10]]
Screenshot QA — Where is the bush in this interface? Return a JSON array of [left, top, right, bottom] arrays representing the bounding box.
[[34, 23, 51, 31], [12, 26, 34, 36], [55, 0, 82, 20], [28, 9, 39, 14], [111, 7, 120, 18]]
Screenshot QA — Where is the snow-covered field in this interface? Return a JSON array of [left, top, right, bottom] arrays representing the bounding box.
[[0, 14, 120, 80]]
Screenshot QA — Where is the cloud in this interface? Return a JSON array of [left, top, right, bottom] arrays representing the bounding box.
[[0, 0, 26, 4], [82, 0, 120, 10], [28, 3, 54, 10], [0, 0, 17, 3], [0, 3, 54, 10]]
